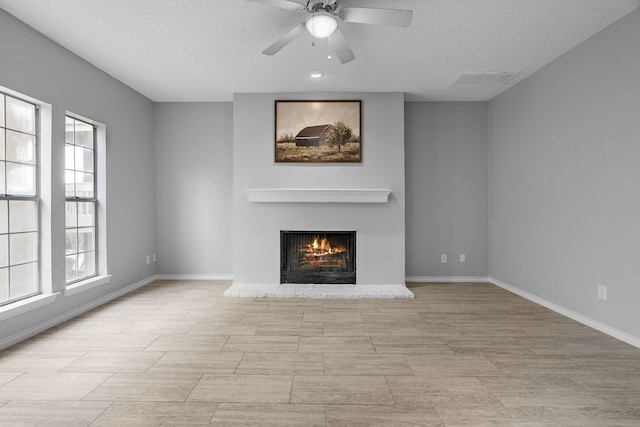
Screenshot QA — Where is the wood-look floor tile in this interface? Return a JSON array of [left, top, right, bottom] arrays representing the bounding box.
[[386, 376, 502, 406], [299, 336, 375, 353], [188, 374, 293, 403], [480, 375, 609, 407], [256, 321, 324, 336], [144, 334, 229, 352], [436, 405, 640, 426], [211, 403, 326, 426], [324, 353, 413, 376], [303, 311, 364, 323], [84, 373, 201, 401], [188, 321, 259, 336], [61, 350, 164, 373], [485, 353, 582, 375], [221, 336, 299, 352], [0, 351, 86, 372], [444, 337, 533, 355], [155, 300, 217, 313], [327, 404, 443, 426], [236, 352, 324, 375], [148, 351, 243, 374], [0, 372, 22, 387], [291, 375, 394, 405], [182, 310, 247, 322], [0, 373, 110, 400], [0, 401, 111, 427], [404, 354, 503, 377], [242, 312, 304, 323], [322, 321, 392, 336], [91, 401, 219, 426], [122, 319, 198, 335], [321, 301, 379, 312], [372, 337, 453, 354], [70, 333, 160, 352]]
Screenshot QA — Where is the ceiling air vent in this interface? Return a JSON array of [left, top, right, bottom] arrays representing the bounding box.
[[452, 71, 517, 85]]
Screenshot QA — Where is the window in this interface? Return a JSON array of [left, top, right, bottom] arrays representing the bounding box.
[[65, 116, 96, 284], [0, 92, 40, 306]]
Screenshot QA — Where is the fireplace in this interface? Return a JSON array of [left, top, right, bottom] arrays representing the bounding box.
[[280, 231, 356, 284]]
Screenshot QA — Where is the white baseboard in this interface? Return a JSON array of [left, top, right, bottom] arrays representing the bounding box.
[[406, 276, 490, 283], [489, 277, 640, 349], [155, 274, 233, 281], [0, 275, 157, 351]]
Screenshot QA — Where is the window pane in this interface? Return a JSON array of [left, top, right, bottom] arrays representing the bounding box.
[[74, 172, 94, 198], [78, 227, 95, 252], [10, 262, 38, 300], [6, 163, 35, 195], [6, 131, 35, 164], [75, 146, 93, 173], [0, 235, 7, 268], [0, 200, 7, 234], [5, 96, 35, 134], [65, 229, 77, 254], [65, 170, 75, 197], [66, 201, 77, 228], [77, 251, 95, 280], [0, 268, 8, 303], [77, 202, 95, 227], [9, 200, 37, 233], [65, 144, 75, 170], [0, 130, 5, 160], [0, 94, 5, 128], [66, 254, 78, 282], [74, 121, 94, 148], [65, 116, 74, 143], [0, 162, 5, 195], [9, 232, 38, 265]]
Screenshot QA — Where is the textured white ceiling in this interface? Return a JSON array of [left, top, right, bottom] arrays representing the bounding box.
[[0, 0, 637, 102]]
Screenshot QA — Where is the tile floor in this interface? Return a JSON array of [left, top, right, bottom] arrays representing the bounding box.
[[0, 281, 639, 426]]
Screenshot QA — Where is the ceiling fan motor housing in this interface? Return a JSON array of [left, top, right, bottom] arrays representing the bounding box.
[[307, 0, 338, 14]]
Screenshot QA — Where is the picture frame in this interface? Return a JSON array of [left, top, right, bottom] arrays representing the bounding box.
[[275, 100, 362, 163]]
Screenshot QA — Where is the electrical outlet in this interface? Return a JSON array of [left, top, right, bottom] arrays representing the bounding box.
[[146, 255, 151, 265], [153, 253, 157, 262], [441, 254, 447, 263], [597, 284, 607, 301], [460, 254, 466, 263]]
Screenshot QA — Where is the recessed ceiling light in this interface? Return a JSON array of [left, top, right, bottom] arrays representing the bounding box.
[[308, 69, 324, 78]]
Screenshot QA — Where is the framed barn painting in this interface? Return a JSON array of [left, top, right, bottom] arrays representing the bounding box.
[[275, 100, 361, 163]]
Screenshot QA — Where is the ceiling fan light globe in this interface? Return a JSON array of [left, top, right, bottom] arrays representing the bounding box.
[[306, 14, 337, 38]]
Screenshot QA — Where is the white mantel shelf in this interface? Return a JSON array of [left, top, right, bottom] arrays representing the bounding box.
[[246, 188, 393, 204]]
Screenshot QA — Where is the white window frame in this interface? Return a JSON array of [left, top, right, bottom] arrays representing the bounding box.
[[63, 112, 110, 296]]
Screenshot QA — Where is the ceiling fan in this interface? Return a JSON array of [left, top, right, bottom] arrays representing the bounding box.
[[248, 0, 413, 63]]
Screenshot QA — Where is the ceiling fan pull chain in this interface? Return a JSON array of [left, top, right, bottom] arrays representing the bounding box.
[[328, 35, 332, 60]]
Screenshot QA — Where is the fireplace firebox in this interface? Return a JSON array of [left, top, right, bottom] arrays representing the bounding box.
[[280, 231, 356, 284]]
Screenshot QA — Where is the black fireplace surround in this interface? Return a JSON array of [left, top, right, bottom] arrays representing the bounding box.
[[280, 230, 356, 284]]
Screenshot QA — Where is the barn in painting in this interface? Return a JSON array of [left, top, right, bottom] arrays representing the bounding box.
[[295, 124, 333, 147]]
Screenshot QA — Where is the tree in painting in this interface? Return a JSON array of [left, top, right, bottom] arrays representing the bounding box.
[[326, 121, 352, 153]]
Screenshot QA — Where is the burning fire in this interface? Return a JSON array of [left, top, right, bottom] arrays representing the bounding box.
[[298, 235, 348, 268]]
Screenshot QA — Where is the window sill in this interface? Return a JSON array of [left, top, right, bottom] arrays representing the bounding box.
[[64, 275, 112, 297], [0, 293, 60, 321]]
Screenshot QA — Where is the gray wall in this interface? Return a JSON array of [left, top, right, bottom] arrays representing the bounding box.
[[405, 102, 488, 278], [154, 103, 233, 276], [1, 9, 156, 342], [489, 9, 640, 338]]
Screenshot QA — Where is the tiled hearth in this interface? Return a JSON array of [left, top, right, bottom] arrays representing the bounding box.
[[224, 283, 414, 298]]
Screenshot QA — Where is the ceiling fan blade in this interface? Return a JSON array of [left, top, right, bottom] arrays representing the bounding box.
[[331, 27, 355, 64], [262, 22, 307, 55], [340, 7, 413, 27], [246, 0, 306, 12]]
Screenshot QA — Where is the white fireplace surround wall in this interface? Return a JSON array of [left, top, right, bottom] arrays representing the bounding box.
[[246, 188, 393, 204], [232, 92, 406, 296]]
